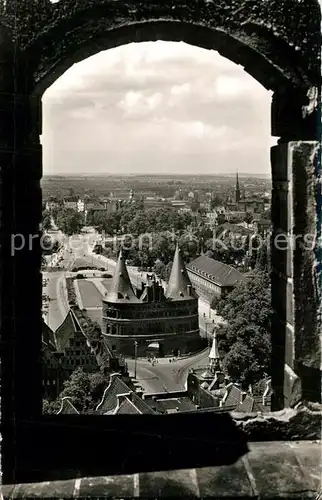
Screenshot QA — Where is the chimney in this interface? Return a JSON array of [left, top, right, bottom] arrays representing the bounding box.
[[187, 284, 192, 296]]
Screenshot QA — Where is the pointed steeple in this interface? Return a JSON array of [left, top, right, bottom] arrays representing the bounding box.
[[105, 249, 139, 303], [209, 330, 221, 371], [165, 245, 197, 300], [236, 171, 241, 203]]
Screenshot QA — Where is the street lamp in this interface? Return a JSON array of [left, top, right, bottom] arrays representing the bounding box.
[[134, 340, 138, 379]]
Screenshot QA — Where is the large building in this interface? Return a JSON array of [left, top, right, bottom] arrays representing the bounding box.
[[101, 246, 206, 358], [186, 255, 243, 306]]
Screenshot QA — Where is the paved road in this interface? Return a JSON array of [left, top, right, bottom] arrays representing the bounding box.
[[42, 270, 68, 331], [126, 348, 210, 393]]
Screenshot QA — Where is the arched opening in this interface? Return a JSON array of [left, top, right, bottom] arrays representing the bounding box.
[[36, 19, 320, 410], [42, 40, 275, 406], [0, 0, 320, 483]]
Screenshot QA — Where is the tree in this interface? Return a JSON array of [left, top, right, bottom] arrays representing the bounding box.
[[42, 209, 53, 231], [56, 368, 109, 413], [55, 208, 84, 235], [42, 398, 61, 414], [255, 242, 270, 272], [216, 270, 272, 388]]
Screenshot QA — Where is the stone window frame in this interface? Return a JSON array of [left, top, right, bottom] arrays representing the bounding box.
[[0, 0, 320, 485]]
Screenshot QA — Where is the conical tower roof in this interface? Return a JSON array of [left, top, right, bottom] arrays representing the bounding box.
[[209, 331, 220, 361], [105, 249, 139, 303], [209, 330, 221, 371], [165, 245, 197, 300]]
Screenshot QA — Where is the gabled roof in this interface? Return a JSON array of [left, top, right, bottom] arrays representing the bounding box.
[[42, 320, 56, 349], [115, 397, 142, 414], [95, 374, 132, 414], [57, 397, 79, 415], [54, 309, 81, 352], [187, 255, 243, 287], [128, 392, 157, 414], [104, 250, 139, 303], [223, 384, 243, 408], [165, 245, 197, 301]]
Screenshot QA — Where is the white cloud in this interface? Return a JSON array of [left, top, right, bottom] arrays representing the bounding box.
[[42, 41, 273, 175]]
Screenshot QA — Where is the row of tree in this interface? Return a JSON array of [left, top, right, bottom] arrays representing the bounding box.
[[215, 270, 272, 388], [99, 229, 269, 275], [87, 204, 195, 236]]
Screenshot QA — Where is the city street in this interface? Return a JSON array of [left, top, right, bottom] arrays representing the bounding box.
[[125, 347, 210, 393], [42, 233, 215, 392]]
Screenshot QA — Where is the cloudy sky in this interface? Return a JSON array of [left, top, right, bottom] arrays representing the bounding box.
[[42, 41, 275, 176]]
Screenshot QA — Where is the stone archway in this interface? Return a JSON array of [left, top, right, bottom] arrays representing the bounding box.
[[0, 0, 320, 416]]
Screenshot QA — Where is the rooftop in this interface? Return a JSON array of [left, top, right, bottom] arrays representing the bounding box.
[[95, 374, 133, 414], [165, 245, 198, 301], [54, 309, 81, 352], [104, 249, 139, 303], [57, 397, 79, 415], [187, 255, 243, 287]]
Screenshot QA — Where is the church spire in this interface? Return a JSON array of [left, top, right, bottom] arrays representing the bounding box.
[[165, 244, 197, 300], [105, 249, 139, 303], [209, 329, 221, 371], [236, 171, 241, 203]]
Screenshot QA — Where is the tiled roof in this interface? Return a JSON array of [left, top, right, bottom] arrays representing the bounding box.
[[42, 321, 56, 349], [115, 397, 142, 414], [223, 385, 243, 408], [236, 395, 255, 413], [130, 393, 157, 414], [104, 250, 139, 303], [95, 375, 132, 414], [187, 255, 243, 287], [57, 397, 79, 415], [165, 245, 197, 301], [54, 310, 81, 352], [156, 397, 197, 413]]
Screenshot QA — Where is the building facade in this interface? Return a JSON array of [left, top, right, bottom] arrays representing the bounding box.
[[101, 247, 206, 357], [186, 255, 243, 306], [54, 309, 99, 375]]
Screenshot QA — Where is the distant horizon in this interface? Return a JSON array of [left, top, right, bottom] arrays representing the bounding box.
[[42, 172, 271, 178], [42, 42, 274, 177]]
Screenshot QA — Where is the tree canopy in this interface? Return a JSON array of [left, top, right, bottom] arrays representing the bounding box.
[[55, 208, 85, 236], [43, 368, 109, 414], [216, 270, 272, 388]]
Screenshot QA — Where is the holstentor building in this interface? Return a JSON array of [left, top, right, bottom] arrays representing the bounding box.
[[101, 246, 206, 358]]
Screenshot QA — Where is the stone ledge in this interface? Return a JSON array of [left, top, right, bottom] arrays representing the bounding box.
[[2, 441, 320, 498], [232, 404, 322, 440]]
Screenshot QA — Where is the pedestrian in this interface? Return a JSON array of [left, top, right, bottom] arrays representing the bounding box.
[[169, 359, 172, 363]]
